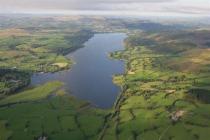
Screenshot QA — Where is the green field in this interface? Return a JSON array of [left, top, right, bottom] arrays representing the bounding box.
[[0, 81, 107, 140], [0, 28, 93, 96], [100, 31, 210, 140], [0, 29, 93, 72], [0, 16, 210, 140]]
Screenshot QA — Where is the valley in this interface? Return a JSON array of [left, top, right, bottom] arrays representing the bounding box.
[[0, 16, 210, 140]]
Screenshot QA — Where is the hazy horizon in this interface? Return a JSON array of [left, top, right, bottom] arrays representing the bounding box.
[[0, 0, 210, 17]]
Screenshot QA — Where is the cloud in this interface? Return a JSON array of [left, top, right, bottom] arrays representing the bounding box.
[[0, 0, 209, 16], [0, 0, 172, 10]]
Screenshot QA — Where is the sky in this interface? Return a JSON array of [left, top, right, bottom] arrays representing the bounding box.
[[0, 0, 210, 17]]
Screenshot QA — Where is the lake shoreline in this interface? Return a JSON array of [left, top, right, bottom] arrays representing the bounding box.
[[31, 33, 127, 108]]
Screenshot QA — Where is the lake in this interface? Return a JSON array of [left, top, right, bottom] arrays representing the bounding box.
[[31, 33, 127, 108]]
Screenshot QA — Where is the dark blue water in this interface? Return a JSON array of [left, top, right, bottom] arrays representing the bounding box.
[[31, 33, 126, 108]]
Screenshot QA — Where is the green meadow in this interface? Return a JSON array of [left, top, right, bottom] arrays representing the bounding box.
[[0, 16, 210, 140], [100, 31, 210, 140], [0, 29, 93, 96], [0, 81, 107, 140]]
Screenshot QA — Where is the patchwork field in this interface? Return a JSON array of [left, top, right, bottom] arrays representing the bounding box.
[[0, 16, 210, 140], [0, 81, 107, 140], [0, 28, 93, 96], [100, 32, 210, 140]]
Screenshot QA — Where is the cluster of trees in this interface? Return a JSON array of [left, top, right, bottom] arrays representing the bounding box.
[[62, 30, 94, 54], [0, 69, 30, 95]]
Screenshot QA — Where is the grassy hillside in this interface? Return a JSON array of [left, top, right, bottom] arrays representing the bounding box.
[[100, 30, 210, 140], [0, 16, 210, 140], [0, 28, 93, 96], [0, 29, 93, 72], [0, 81, 107, 140]]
